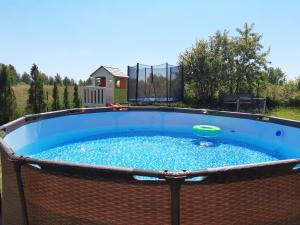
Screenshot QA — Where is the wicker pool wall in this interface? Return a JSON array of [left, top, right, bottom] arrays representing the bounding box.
[[1, 107, 300, 225]]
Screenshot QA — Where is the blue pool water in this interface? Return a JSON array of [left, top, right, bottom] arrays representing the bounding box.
[[28, 131, 279, 171]]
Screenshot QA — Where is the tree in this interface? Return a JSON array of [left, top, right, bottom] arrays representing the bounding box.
[[63, 85, 70, 109], [179, 39, 211, 104], [73, 84, 81, 108], [233, 23, 269, 95], [55, 73, 62, 85], [86, 78, 92, 85], [296, 75, 300, 91], [0, 64, 20, 85], [48, 76, 54, 85], [78, 79, 84, 86], [63, 76, 71, 86], [179, 31, 235, 104], [21, 72, 31, 84], [0, 65, 17, 124], [27, 64, 47, 113], [70, 78, 76, 86], [7, 64, 20, 85], [179, 23, 269, 105], [266, 67, 286, 85], [40, 72, 49, 84], [52, 82, 60, 111]]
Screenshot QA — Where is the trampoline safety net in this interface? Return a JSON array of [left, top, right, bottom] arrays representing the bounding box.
[[127, 63, 184, 102]]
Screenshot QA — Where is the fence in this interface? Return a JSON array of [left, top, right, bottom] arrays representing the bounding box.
[[82, 86, 106, 107]]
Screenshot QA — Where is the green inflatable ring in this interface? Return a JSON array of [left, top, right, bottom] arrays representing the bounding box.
[[192, 125, 221, 136]]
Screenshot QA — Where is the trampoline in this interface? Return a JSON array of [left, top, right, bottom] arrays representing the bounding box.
[[127, 63, 184, 102]]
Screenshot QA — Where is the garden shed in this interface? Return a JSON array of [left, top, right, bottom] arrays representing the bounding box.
[[82, 66, 128, 107]]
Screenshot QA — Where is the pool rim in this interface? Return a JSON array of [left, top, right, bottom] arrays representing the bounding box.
[[1, 106, 300, 180]]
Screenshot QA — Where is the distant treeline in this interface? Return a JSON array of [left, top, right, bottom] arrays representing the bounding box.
[[0, 63, 89, 125], [1, 63, 91, 86]]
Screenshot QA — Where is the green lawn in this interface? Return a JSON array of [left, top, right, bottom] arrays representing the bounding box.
[[268, 107, 300, 121], [114, 89, 128, 104]]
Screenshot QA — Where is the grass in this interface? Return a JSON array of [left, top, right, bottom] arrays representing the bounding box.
[[12, 84, 82, 115], [268, 107, 300, 121], [114, 89, 127, 104]]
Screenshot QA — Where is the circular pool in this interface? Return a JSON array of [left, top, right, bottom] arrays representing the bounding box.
[[1, 107, 300, 225], [5, 109, 300, 171]]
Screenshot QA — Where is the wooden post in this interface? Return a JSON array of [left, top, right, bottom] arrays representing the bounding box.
[[237, 98, 240, 112], [263, 99, 266, 114]]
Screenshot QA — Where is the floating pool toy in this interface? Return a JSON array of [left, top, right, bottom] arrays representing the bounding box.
[[192, 125, 221, 137]]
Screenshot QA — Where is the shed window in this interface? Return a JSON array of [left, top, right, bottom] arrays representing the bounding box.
[[96, 77, 106, 87]]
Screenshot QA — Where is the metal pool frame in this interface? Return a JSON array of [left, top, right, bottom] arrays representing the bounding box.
[[1, 107, 300, 225]]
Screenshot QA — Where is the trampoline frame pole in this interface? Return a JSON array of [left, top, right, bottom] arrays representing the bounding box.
[[136, 63, 139, 101], [145, 68, 147, 98], [166, 63, 169, 101]]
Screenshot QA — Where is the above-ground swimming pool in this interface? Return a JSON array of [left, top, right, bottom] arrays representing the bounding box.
[[1, 107, 300, 225], [8, 111, 292, 172]]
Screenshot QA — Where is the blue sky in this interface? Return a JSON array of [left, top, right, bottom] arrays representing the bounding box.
[[1, 0, 300, 80]]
